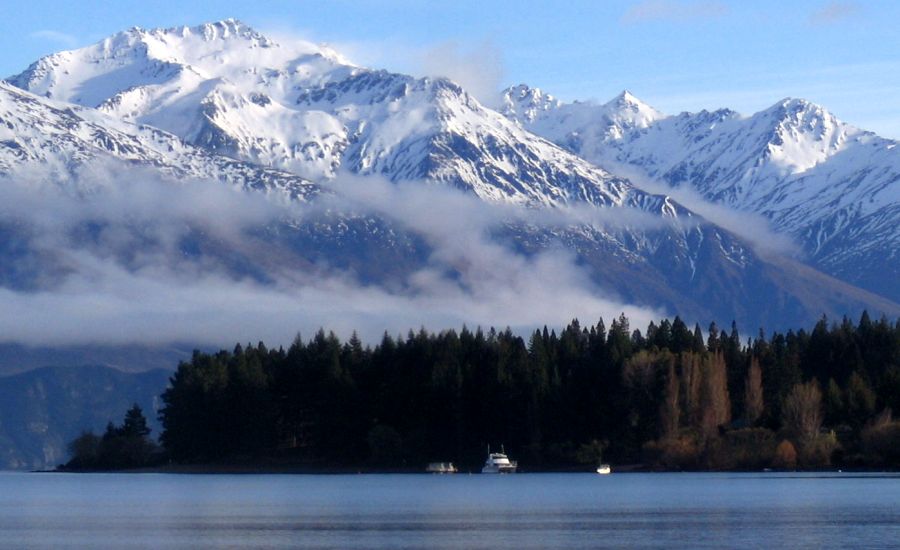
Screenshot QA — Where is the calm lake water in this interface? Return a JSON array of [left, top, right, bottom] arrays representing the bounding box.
[[0, 471, 898, 549]]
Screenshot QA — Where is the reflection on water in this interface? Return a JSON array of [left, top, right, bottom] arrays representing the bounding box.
[[1, 472, 898, 549]]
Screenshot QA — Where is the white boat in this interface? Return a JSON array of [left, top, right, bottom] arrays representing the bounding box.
[[426, 462, 458, 474], [481, 446, 517, 473], [596, 464, 611, 474]]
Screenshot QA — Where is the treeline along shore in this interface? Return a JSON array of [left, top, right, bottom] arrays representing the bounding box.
[[64, 313, 900, 472]]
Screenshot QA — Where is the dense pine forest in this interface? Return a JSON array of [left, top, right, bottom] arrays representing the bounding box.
[[68, 313, 900, 471]]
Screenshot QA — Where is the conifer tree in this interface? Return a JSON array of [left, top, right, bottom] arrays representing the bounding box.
[[122, 404, 151, 438]]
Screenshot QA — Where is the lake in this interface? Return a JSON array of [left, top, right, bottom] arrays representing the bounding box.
[[1, 472, 898, 549]]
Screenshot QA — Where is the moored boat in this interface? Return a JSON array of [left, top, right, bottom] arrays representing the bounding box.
[[481, 446, 517, 473], [596, 464, 611, 474], [426, 462, 458, 474]]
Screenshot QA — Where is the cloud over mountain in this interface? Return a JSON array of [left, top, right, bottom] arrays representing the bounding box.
[[0, 19, 896, 355], [0, 168, 665, 347]]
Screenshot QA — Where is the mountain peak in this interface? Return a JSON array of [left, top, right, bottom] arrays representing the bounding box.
[[113, 19, 270, 48], [6, 18, 354, 107], [602, 89, 664, 128], [606, 89, 657, 112], [765, 97, 833, 118], [758, 96, 855, 141], [156, 18, 272, 45], [503, 84, 556, 104], [501, 83, 560, 122], [616, 89, 639, 103]]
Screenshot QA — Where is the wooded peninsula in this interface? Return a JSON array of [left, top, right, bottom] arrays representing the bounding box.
[[65, 313, 900, 472]]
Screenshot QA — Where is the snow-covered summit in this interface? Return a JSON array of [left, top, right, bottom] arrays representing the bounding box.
[[9, 19, 348, 103], [754, 97, 862, 174], [501, 84, 665, 163], [0, 80, 318, 199], [604, 90, 664, 127], [7, 20, 360, 180], [501, 84, 561, 123]]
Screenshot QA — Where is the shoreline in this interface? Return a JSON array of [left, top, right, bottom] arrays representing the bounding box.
[[45, 463, 898, 475]]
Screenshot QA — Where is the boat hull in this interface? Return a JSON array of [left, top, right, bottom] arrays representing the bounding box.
[[481, 465, 517, 474]]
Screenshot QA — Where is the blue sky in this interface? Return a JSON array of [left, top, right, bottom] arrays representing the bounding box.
[[2, 0, 899, 137]]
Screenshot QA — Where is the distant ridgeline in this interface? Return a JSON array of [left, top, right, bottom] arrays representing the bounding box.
[[0, 366, 169, 470], [68, 313, 900, 471]]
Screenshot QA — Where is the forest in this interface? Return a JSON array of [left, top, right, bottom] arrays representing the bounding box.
[[67, 312, 900, 471]]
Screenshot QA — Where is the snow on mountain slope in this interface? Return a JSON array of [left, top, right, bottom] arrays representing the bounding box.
[[9, 19, 354, 182], [1, 56, 716, 295], [4, 21, 730, 291], [503, 85, 900, 301], [295, 72, 651, 207], [8, 20, 658, 210], [0, 80, 318, 199], [3, 21, 898, 331], [502, 85, 665, 160]]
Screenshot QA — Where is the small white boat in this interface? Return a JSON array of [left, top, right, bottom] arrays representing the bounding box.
[[596, 464, 611, 474], [482, 446, 517, 474], [426, 462, 458, 474]]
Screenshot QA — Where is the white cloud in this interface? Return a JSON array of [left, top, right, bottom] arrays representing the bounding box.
[[258, 20, 505, 109], [0, 170, 665, 348], [416, 40, 506, 108], [602, 161, 800, 257], [29, 30, 78, 48]]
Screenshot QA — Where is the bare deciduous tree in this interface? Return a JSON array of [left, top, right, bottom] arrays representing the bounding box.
[[680, 352, 703, 428], [782, 381, 823, 444], [744, 357, 764, 425], [700, 351, 731, 438], [659, 358, 680, 440]]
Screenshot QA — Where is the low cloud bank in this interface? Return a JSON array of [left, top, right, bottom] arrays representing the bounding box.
[[0, 169, 666, 347], [602, 161, 800, 257]]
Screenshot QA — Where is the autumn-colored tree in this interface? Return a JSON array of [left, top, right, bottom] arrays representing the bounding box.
[[744, 357, 764, 425], [679, 352, 703, 428], [659, 358, 680, 440], [772, 439, 797, 469], [782, 381, 823, 446], [700, 351, 731, 438], [147, 313, 900, 470]]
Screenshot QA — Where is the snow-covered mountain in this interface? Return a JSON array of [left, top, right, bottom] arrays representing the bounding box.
[[2, 20, 897, 332], [9, 19, 643, 209], [0, 80, 317, 200], [502, 85, 900, 302], [9, 21, 354, 182]]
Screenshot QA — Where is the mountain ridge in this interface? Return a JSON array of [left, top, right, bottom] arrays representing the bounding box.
[[1, 19, 897, 337], [501, 84, 900, 302], [6, 21, 665, 209]]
